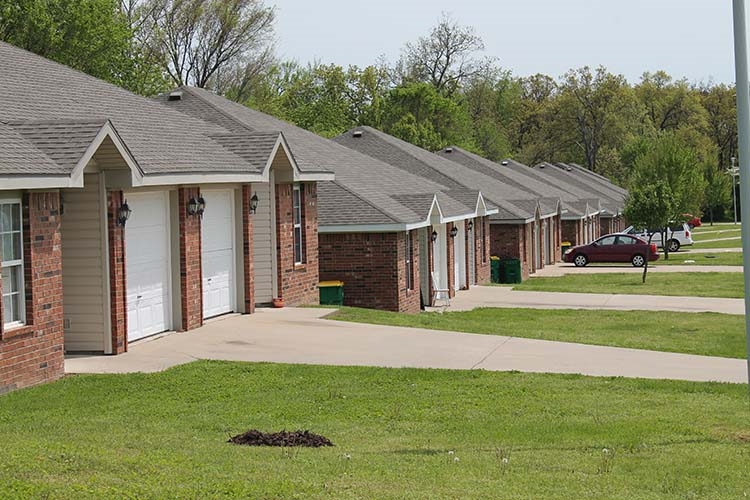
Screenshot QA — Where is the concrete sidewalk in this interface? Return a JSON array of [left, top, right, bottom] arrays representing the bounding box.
[[442, 283, 745, 315], [66, 308, 748, 384]]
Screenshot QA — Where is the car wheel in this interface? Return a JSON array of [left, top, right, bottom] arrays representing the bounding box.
[[667, 239, 680, 252], [573, 254, 588, 267], [631, 254, 645, 267]]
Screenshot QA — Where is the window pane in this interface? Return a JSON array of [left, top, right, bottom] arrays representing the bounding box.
[[2, 233, 11, 261], [12, 232, 21, 261], [11, 203, 20, 231], [1, 266, 9, 285], [3, 294, 14, 323], [0, 204, 10, 232]]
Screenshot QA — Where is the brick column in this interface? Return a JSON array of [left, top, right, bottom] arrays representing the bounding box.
[[242, 185, 255, 314], [107, 191, 127, 353], [178, 187, 202, 331]]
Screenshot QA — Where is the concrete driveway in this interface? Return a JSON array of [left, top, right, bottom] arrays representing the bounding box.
[[66, 306, 748, 384]]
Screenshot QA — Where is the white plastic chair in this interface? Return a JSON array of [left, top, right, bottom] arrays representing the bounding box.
[[431, 272, 450, 307]]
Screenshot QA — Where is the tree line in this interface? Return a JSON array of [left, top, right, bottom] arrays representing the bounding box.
[[0, 1, 738, 220]]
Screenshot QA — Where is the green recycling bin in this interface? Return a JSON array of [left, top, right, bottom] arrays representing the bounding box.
[[319, 280, 345, 305], [500, 258, 522, 284], [490, 256, 501, 283]]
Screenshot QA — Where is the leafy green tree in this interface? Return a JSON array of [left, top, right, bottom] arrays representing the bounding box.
[[700, 83, 738, 174], [703, 161, 732, 224], [0, 0, 167, 95], [553, 66, 642, 174], [628, 132, 706, 259], [623, 180, 674, 282], [382, 82, 475, 151], [635, 71, 707, 132]]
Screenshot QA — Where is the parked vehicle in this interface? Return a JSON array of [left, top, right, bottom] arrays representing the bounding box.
[[621, 223, 693, 252], [683, 214, 702, 228], [563, 234, 660, 267]]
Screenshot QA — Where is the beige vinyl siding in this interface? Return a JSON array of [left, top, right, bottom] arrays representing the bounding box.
[[253, 179, 276, 304], [62, 173, 107, 352]]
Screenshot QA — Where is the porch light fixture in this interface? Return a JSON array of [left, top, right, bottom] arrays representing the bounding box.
[[450, 226, 458, 238], [431, 230, 438, 243], [187, 196, 206, 217], [467, 221, 473, 231], [250, 193, 259, 214], [117, 200, 132, 227]]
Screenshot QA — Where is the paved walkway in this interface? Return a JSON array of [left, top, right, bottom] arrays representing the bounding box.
[[531, 263, 742, 277], [66, 303, 748, 384], [443, 284, 745, 315]]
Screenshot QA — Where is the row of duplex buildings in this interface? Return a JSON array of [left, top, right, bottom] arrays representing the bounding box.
[[0, 42, 626, 392]]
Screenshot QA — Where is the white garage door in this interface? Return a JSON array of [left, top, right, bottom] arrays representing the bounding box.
[[125, 192, 171, 341], [201, 190, 235, 318]]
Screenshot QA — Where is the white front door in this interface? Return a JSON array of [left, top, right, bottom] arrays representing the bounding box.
[[468, 224, 476, 285], [126, 192, 171, 342], [201, 190, 236, 319]]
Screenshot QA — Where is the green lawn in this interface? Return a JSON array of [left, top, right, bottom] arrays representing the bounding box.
[[328, 307, 746, 358], [692, 222, 740, 234], [654, 252, 743, 266], [1, 361, 749, 499], [692, 228, 742, 241], [513, 272, 744, 298], [690, 237, 742, 250]]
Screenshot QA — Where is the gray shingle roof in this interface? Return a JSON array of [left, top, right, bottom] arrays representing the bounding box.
[[534, 162, 622, 215], [159, 86, 477, 226], [0, 122, 69, 175], [0, 41, 270, 177]]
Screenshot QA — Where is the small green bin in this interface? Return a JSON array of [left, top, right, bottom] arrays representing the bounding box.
[[500, 258, 522, 284], [490, 257, 501, 283], [319, 280, 345, 305]]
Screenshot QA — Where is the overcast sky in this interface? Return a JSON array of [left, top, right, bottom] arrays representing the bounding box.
[[273, 0, 735, 85]]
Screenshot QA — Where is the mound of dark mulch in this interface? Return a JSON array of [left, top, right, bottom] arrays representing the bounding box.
[[228, 429, 334, 447]]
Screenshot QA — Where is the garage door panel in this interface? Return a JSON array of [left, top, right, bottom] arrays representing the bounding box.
[[126, 192, 171, 341]]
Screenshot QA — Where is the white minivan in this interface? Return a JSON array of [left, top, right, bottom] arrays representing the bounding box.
[[621, 223, 694, 252]]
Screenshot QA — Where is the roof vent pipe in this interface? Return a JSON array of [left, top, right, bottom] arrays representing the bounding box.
[[500, 160, 509, 166], [352, 130, 363, 138]]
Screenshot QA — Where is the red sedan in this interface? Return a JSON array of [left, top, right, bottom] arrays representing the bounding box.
[[563, 234, 660, 267]]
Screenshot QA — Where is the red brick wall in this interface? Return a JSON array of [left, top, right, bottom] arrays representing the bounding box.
[[242, 185, 255, 314], [562, 220, 581, 246], [490, 221, 533, 279], [319, 231, 420, 313], [107, 191, 127, 354], [276, 183, 319, 306], [178, 187, 202, 331], [474, 217, 490, 284], [0, 192, 64, 393]]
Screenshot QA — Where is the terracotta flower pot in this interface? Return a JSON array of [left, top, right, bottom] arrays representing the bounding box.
[[272, 297, 285, 308]]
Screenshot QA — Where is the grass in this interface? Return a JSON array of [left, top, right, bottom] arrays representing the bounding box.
[[513, 272, 744, 298], [692, 222, 740, 234], [691, 238, 743, 250], [654, 252, 743, 266], [328, 307, 747, 358], [1, 361, 749, 499], [692, 228, 742, 241]]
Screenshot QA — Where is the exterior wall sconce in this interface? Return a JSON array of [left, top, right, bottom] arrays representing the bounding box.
[[117, 200, 132, 227], [187, 196, 206, 217], [431, 230, 438, 242], [450, 226, 458, 238], [250, 193, 259, 214], [467, 221, 473, 231]]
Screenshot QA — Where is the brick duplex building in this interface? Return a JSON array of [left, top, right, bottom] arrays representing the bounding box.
[[159, 88, 497, 313], [0, 43, 331, 393]]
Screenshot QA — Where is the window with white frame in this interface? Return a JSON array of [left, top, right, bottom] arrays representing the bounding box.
[[293, 184, 305, 264], [405, 231, 413, 290], [1, 201, 25, 328]]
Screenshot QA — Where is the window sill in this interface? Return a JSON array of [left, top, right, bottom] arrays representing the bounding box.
[[294, 263, 307, 270], [1, 324, 34, 341]]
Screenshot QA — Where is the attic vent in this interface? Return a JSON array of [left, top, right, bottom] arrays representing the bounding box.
[[500, 160, 509, 166], [538, 163, 545, 168], [445, 147, 453, 153], [566, 166, 572, 171], [168, 91, 183, 101], [352, 130, 363, 138]]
